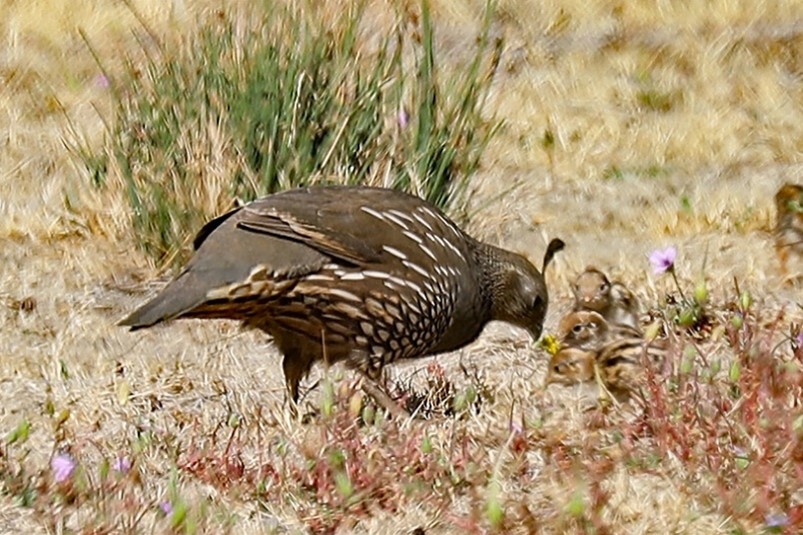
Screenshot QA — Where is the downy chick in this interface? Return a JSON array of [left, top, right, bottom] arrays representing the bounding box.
[[571, 267, 640, 331]]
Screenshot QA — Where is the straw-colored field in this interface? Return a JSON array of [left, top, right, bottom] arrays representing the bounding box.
[[1, 1, 801, 532]]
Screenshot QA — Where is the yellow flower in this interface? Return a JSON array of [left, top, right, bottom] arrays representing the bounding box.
[[538, 333, 561, 355]]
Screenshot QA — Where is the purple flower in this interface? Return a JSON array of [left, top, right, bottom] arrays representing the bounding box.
[[765, 512, 788, 528], [159, 500, 173, 515], [94, 74, 110, 89], [397, 107, 409, 130], [113, 456, 131, 474], [51, 453, 76, 483], [649, 246, 677, 274], [796, 332, 803, 348], [510, 421, 523, 435], [731, 445, 748, 458]]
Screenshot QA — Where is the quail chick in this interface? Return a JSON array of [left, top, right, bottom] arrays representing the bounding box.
[[571, 267, 611, 312], [544, 346, 596, 386], [594, 336, 668, 394], [571, 267, 641, 331], [557, 310, 640, 351], [546, 327, 668, 395], [774, 183, 803, 279], [608, 282, 641, 331]]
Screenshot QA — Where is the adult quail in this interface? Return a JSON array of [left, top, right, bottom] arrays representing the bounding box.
[[120, 185, 565, 415], [774, 183, 803, 279]]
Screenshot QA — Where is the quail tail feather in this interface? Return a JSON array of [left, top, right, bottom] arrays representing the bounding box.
[[118, 272, 208, 329]]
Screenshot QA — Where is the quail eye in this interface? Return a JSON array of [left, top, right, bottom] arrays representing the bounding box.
[[572, 324, 583, 334], [532, 295, 543, 309]]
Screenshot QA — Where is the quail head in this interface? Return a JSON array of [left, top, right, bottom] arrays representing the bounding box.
[[544, 346, 596, 387], [558, 310, 611, 351], [119, 185, 564, 416], [557, 309, 641, 351], [571, 267, 611, 312], [774, 183, 803, 279]]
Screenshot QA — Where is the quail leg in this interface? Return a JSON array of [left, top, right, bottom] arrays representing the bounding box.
[[282, 350, 315, 417], [359, 373, 411, 420]]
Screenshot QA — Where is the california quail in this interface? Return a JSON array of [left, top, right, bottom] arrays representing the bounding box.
[[546, 319, 667, 394], [571, 267, 640, 331], [774, 183, 803, 279], [593, 336, 668, 393], [544, 347, 595, 387], [557, 310, 640, 351], [120, 185, 565, 414]]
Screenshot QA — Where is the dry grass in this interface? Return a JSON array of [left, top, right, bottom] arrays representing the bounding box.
[[1, 0, 802, 532]]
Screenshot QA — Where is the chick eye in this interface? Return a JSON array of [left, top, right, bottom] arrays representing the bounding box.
[[532, 295, 543, 309], [572, 324, 583, 334], [600, 283, 608, 292]]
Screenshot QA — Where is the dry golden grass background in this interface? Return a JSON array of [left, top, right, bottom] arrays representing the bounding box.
[[0, 0, 801, 532]]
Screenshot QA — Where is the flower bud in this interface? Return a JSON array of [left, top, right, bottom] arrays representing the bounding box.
[[678, 306, 697, 327], [729, 361, 741, 382], [693, 279, 708, 305], [739, 290, 752, 310]]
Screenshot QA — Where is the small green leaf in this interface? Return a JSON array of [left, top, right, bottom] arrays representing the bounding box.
[[463, 385, 477, 406], [335, 471, 353, 499], [693, 279, 708, 305], [361, 404, 375, 426], [485, 479, 504, 529], [55, 409, 70, 428], [739, 290, 752, 310], [59, 359, 70, 380], [678, 306, 697, 327], [680, 356, 693, 375], [321, 380, 335, 418], [792, 414, 803, 433], [729, 361, 741, 382], [680, 195, 692, 213], [170, 501, 188, 530], [44, 398, 55, 417], [709, 359, 721, 376], [565, 489, 585, 517], [541, 129, 555, 149], [6, 420, 31, 445], [99, 459, 110, 480], [328, 448, 345, 469], [227, 413, 240, 428], [453, 392, 467, 413], [422, 434, 433, 454]]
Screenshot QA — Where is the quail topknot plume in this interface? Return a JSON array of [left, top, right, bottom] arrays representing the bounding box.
[[120, 185, 565, 415]]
